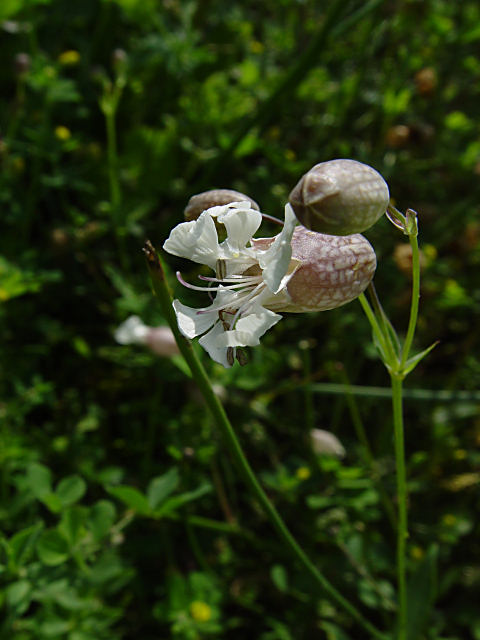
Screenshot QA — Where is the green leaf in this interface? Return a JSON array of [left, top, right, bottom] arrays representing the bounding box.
[[0, 0, 48, 21], [56, 475, 87, 506], [6, 579, 31, 608], [402, 341, 439, 376], [270, 564, 289, 592], [320, 621, 353, 640], [89, 500, 117, 541], [25, 463, 63, 512], [58, 506, 87, 545], [8, 523, 43, 569], [107, 485, 151, 515], [155, 483, 212, 516], [37, 530, 70, 566], [147, 468, 180, 510], [26, 462, 52, 500], [406, 544, 438, 640]]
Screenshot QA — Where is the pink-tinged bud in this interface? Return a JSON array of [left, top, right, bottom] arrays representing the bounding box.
[[281, 226, 376, 312], [288, 159, 389, 236], [14, 52, 31, 75], [144, 326, 179, 356], [310, 429, 346, 458], [184, 189, 259, 221], [115, 316, 179, 357]]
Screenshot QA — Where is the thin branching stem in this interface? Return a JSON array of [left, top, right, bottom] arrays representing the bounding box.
[[400, 232, 421, 369]]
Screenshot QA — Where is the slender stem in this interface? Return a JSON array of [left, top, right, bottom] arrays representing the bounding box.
[[144, 242, 388, 640], [103, 96, 129, 271], [391, 374, 408, 640], [106, 108, 121, 211], [400, 233, 421, 369]]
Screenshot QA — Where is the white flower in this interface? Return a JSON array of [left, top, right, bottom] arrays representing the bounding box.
[[163, 202, 299, 367], [163, 199, 377, 367]]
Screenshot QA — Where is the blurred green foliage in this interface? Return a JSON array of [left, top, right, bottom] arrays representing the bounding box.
[[1, 0, 480, 638]]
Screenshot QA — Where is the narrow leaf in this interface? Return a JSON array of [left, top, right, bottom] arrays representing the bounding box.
[[402, 341, 439, 376], [406, 544, 438, 640]]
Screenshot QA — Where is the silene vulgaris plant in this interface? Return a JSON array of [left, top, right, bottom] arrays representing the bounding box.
[[145, 158, 436, 640]]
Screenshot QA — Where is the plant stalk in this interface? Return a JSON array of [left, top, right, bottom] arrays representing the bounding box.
[[391, 374, 408, 640], [144, 241, 388, 640]]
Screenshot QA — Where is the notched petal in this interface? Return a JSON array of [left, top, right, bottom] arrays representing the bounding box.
[[198, 321, 232, 368], [163, 212, 220, 270], [172, 300, 217, 339]]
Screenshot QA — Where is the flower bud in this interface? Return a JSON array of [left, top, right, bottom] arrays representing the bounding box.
[[281, 226, 376, 312], [288, 159, 389, 236], [414, 67, 437, 96], [311, 429, 346, 458], [145, 326, 179, 356], [14, 52, 31, 75], [114, 316, 179, 357], [184, 189, 259, 221]]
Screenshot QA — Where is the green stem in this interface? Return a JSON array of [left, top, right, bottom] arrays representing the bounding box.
[[144, 242, 388, 640], [391, 374, 408, 640], [105, 108, 121, 211], [400, 233, 421, 369], [103, 99, 129, 272]]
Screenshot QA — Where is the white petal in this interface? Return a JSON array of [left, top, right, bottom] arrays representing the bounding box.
[[206, 200, 252, 218], [163, 212, 220, 269], [219, 207, 262, 253], [216, 307, 282, 347], [257, 203, 297, 294], [172, 300, 217, 339], [114, 316, 149, 344], [198, 321, 231, 368]]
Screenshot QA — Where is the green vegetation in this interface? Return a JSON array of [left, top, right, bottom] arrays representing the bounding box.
[[1, 1, 480, 639]]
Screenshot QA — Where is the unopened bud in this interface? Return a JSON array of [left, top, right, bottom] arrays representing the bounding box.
[[386, 125, 410, 148], [112, 48, 128, 66], [414, 67, 437, 96], [281, 226, 376, 312], [311, 429, 346, 458], [14, 52, 31, 75], [184, 189, 259, 222], [114, 316, 179, 357], [288, 159, 389, 236], [145, 326, 179, 356]]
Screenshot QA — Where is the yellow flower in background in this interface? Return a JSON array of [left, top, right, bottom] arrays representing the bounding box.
[[58, 50, 81, 65], [55, 126, 71, 141], [410, 546, 424, 560], [296, 466, 311, 481], [442, 514, 456, 527], [250, 40, 264, 54], [189, 601, 212, 623]]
